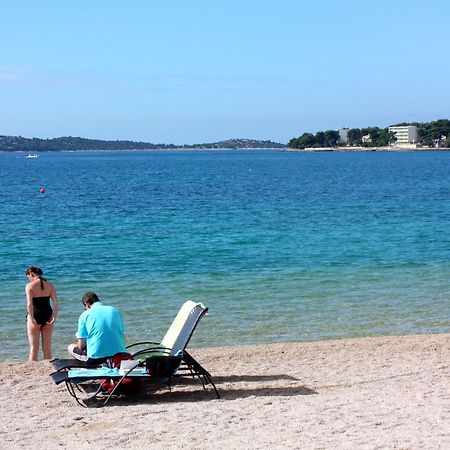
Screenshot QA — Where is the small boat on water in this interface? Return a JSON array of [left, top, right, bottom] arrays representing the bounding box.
[[26, 153, 39, 158]]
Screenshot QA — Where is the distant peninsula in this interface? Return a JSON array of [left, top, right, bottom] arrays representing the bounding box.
[[0, 135, 286, 152]]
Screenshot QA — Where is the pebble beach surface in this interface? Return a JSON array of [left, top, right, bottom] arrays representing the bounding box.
[[1, 334, 449, 449]]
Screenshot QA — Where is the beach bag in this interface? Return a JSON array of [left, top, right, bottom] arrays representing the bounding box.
[[145, 355, 182, 377]]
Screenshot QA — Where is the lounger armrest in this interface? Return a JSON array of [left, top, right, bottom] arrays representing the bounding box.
[[126, 341, 160, 349], [131, 346, 172, 358]]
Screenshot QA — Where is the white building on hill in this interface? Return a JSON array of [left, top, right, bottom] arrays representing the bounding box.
[[389, 125, 418, 147], [338, 128, 349, 145]]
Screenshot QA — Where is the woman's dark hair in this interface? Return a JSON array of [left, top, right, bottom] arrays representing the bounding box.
[[26, 266, 43, 277], [82, 291, 100, 306], [26, 266, 46, 289]]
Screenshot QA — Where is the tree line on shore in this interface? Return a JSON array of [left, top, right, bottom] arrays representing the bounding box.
[[0, 135, 285, 152], [288, 119, 450, 149]]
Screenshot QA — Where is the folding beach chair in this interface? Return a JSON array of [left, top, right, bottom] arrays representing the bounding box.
[[50, 300, 219, 406], [126, 300, 219, 399]]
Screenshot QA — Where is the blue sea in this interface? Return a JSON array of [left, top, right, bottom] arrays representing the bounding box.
[[1, 149, 449, 361]]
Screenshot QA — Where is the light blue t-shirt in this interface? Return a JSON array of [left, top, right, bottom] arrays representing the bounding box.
[[76, 302, 126, 359]]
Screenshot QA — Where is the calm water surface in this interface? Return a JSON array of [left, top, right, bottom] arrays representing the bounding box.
[[1, 150, 449, 360]]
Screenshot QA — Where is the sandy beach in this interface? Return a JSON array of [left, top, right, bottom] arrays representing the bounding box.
[[1, 334, 449, 449]]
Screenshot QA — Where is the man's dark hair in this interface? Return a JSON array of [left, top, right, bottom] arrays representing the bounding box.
[[82, 291, 100, 306]]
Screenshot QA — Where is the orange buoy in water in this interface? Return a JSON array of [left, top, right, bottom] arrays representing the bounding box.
[[40, 188, 46, 194]]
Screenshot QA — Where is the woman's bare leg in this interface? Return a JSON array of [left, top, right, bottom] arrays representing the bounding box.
[[41, 323, 54, 360], [27, 317, 40, 361]]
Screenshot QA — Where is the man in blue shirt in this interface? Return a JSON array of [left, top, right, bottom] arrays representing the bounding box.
[[68, 291, 127, 364]]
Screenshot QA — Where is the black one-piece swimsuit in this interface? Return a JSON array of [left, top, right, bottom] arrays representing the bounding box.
[[32, 296, 53, 326]]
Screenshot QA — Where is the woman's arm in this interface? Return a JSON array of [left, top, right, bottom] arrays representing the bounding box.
[[48, 283, 59, 324], [25, 284, 38, 325]]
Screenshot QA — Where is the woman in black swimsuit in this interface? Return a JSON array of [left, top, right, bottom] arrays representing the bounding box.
[[25, 266, 59, 361]]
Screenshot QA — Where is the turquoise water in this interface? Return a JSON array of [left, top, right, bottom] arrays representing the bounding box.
[[1, 150, 449, 360]]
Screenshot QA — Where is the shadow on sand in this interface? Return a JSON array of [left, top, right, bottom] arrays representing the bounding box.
[[97, 373, 317, 407]]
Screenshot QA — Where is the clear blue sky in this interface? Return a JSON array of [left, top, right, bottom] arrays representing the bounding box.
[[1, 1, 449, 144]]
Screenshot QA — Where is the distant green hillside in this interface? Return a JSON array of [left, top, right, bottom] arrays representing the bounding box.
[[288, 119, 450, 149], [182, 138, 285, 149], [0, 135, 285, 152]]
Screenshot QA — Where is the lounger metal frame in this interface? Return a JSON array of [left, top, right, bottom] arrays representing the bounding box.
[[50, 301, 219, 406]]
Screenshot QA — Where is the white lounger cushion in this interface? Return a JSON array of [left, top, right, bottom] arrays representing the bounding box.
[[160, 300, 206, 355]]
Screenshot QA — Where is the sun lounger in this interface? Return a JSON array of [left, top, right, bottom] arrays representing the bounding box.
[[127, 300, 219, 399], [50, 301, 219, 406]]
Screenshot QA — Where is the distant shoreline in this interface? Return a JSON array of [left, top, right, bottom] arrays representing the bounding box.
[[2, 146, 450, 154], [0, 147, 289, 154], [286, 146, 450, 152]]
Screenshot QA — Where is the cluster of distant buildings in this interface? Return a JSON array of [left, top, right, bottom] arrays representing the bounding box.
[[338, 125, 446, 149]]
